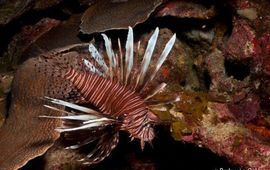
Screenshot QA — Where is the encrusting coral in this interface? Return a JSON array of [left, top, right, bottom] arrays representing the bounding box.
[[0, 0, 270, 169]]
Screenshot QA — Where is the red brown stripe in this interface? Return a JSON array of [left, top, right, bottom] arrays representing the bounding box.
[[64, 69, 148, 121]]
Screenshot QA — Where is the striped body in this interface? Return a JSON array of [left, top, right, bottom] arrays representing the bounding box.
[[65, 68, 157, 141]]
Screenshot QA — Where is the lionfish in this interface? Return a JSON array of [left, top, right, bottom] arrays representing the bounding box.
[[41, 27, 176, 165]]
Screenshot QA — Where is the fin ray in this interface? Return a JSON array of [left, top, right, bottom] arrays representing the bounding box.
[[83, 58, 103, 76], [102, 34, 116, 79], [144, 83, 167, 100], [44, 96, 100, 115], [135, 27, 159, 89], [55, 118, 111, 132], [88, 44, 109, 73], [125, 27, 134, 85], [143, 34, 176, 89]]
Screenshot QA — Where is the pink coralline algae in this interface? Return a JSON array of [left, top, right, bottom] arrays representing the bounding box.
[[228, 93, 260, 123], [200, 102, 270, 169], [223, 17, 258, 60], [156, 0, 216, 19], [258, 33, 270, 75], [2, 18, 60, 70]]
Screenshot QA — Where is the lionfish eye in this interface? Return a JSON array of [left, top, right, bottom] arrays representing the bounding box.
[[144, 122, 155, 128]]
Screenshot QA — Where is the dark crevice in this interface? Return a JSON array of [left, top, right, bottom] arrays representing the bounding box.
[[204, 70, 212, 90], [0, 0, 86, 58], [22, 126, 240, 170], [224, 59, 250, 80]]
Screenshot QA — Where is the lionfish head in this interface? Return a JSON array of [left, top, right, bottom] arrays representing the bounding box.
[[41, 26, 177, 165], [141, 110, 159, 139], [138, 110, 158, 149]]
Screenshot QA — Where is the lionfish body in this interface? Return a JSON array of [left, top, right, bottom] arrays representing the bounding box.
[[65, 69, 157, 142], [42, 27, 176, 165]]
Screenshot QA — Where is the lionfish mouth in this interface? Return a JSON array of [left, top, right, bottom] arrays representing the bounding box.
[[40, 27, 176, 165]]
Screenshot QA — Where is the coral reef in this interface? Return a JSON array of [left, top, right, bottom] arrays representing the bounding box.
[[156, 0, 216, 19], [0, 0, 62, 25], [0, 57, 62, 170], [0, 0, 270, 169], [80, 0, 163, 34]]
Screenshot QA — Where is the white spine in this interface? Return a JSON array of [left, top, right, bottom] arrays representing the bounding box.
[[148, 34, 176, 83], [40, 114, 99, 121], [144, 83, 167, 100], [102, 34, 116, 79], [88, 43, 109, 73], [55, 119, 108, 132], [125, 27, 134, 85], [83, 58, 103, 76], [135, 27, 159, 88], [44, 96, 100, 115]]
